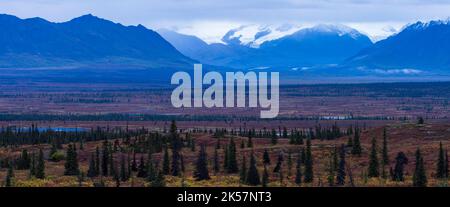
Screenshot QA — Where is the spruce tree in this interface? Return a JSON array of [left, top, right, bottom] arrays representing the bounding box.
[[147, 157, 156, 182], [263, 149, 271, 166], [101, 141, 109, 176], [18, 149, 31, 170], [247, 136, 253, 148], [336, 144, 346, 186], [295, 154, 302, 185], [381, 128, 389, 178], [327, 153, 335, 186], [273, 152, 283, 173], [50, 142, 57, 158], [240, 155, 247, 184], [368, 137, 380, 178], [333, 146, 339, 172], [226, 138, 238, 173], [131, 152, 138, 172], [120, 154, 128, 181], [5, 164, 14, 187], [29, 152, 36, 177], [64, 144, 79, 176], [347, 135, 353, 147], [351, 129, 362, 156], [246, 152, 261, 186], [95, 146, 100, 176], [436, 142, 446, 179], [223, 145, 229, 170], [262, 165, 269, 187], [162, 146, 170, 175], [445, 150, 449, 178], [180, 153, 185, 173], [170, 120, 181, 177], [87, 153, 97, 177], [393, 152, 408, 182], [303, 138, 314, 183], [271, 129, 278, 145], [382, 128, 389, 166], [35, 149, 45, 179], [194, 145, 210, 181], [151, 170, 166, 187], [137, 156, 147, 178], [213, 148, 220, 174], [108, 148, 114, 176], [413, 148, 427, 187]]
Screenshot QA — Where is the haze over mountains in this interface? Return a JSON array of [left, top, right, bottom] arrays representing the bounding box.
[[0, 13, 450, 79]]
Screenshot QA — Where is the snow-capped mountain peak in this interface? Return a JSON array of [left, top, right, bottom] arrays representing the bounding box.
[[221, 24, 304, 48], [307, 24, 365, 39]]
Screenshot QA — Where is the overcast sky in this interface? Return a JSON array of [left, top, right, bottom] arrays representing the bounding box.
[[1, 0, 450, 43]]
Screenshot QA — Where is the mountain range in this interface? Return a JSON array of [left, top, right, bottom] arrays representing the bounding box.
[[1, 13, 450, 78], [0, 14, 193, 69], [159, 24, 373, 69]]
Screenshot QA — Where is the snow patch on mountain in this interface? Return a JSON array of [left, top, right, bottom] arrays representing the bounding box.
[[222, 24, 304, 48]]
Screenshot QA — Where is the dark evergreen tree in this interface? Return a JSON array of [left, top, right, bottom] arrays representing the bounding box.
[[332, 146, 339, 172], [223, 145, 229, 170], [120, 154, 128, 181], [445, 150, 449, 178], [29, 153, 36, 177], [17, 149, 31, 170], [240, 155, 247, 184], [368, 137, 380, 178], [147, 156, 156, 182], [336, 144, 346, 186], [95, 146, 100, 176], [382, 128, 389, 166], [303, 138, 314, 183], [436, 142, 446, 179], [101, 141, 109, 176], [413, 148, 427, 187], [263, 149, 271, 166], [49, 142, 57, 158], [213, 148, 220, 174], [35, 149, 45, 179], [295, 154, 302, 185], [393, 152, 408, 182], [273, 152, 283, 173], [194, 145, 210, 181], [247, 136, 253, 148], [300, 148, 306, 164], [162, 146, 170, 175], [64, 144, 79, 176], [347, 135, 353, 147], [262, 165, 269, 187], [87, 153, 97, 177], [271, 129, 278, 145], [246, 152, 261, 186], [5, 164, 14, 187], [351, 129, 362, 156], [180, 153, 185, 173], [131, 152, 138, 172], [151, 170, 166, 187], [418, 117, 424, 125], [170, 120, 181, 177], [137, 155, 147, 178], [226, 138, 238, 173]]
